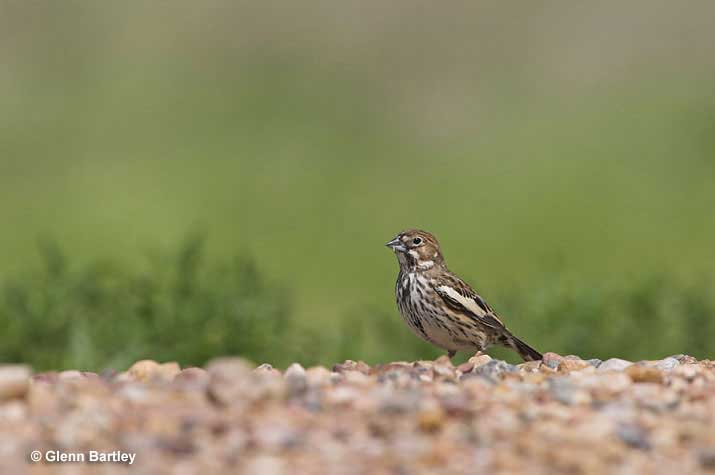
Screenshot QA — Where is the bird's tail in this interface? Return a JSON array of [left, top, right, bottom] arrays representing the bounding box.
[[502, 333, 542, 362]]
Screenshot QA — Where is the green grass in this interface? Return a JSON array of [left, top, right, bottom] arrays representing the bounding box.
[[0, 237, 296, 370]]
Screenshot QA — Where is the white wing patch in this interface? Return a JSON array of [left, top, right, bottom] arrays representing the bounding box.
[[435, 285, 488, 317]]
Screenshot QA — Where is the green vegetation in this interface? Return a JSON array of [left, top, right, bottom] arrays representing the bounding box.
[[0, 238, 295, 370], [1, 3, 714, 369], [1, 238, 712, 371]]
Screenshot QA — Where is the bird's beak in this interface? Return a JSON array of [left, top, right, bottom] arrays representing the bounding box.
[[386, 237, 406, 252]]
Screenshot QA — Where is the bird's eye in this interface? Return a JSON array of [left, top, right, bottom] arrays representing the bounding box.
[[412, 237, 423, 245]]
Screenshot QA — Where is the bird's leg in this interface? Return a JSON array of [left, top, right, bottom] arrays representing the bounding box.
[[447, 350, 457, 359]]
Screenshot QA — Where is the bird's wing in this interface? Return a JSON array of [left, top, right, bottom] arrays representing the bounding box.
[[433, 274, 506, 330]]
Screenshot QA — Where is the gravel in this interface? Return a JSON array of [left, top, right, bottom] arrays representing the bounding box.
[[3, 353, 715, 474], [598, 357, 634, 372]]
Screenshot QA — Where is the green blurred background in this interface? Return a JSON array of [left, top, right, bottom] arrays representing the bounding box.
[[1, 1, 714, 370]]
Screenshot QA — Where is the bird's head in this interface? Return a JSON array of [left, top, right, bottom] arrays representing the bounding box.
[[386, 229, 444, 271]]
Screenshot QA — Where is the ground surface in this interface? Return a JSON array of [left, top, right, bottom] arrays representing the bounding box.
[[2, 353, 715, 474]]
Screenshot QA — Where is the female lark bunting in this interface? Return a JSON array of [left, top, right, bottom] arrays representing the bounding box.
[[386, 229, 542, 361]]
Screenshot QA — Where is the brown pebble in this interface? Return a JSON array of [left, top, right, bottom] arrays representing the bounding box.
[[417, 407, 445, 433], [128, 359, 161, 382], [558, 359, 590, 373], [333, 360, 371, 375], [626, 365, 664, 384], [468, 354, 492, 369]]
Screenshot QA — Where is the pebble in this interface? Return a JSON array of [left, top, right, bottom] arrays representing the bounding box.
[[615, 423, 651, 450], [671, 354, 698, 364], [558, 358, 590, 373], [467, 353, 492, 368], [284, 363, 308, 397], [417, 406, 445, 433], [548, 376, 591, 405], [306, 366, 333, 387], [58, 370, 83, 380], [206, 357, 256, 405], [470, 359, 518, 382], [333, 360, 370, 375], [653, 357, 680, 372], [598, 358, 634, 372], [206, 357, 253, 379], [519, 360, 542, 372], [255, 363, 282, 377], [541, 352, 563, 370], [128, 359, 181, 382], [626, 365, 664, 384], [0, 365, 31, 400]]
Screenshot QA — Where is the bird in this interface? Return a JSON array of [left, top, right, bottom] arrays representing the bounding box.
[[386, 229, 542, 361]]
